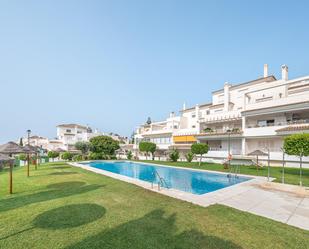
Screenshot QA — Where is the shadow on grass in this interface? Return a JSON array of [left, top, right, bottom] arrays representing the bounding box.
[[33, 203, 106, 229], [49, 172, 79, 175], [0, 181, 104, 213], [65, 209, 242, 249], [283, 167, 309, 176], [0, 203, 106, 240]]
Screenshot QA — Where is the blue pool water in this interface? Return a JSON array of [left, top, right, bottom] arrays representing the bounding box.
[[84, 161, 251, 195]]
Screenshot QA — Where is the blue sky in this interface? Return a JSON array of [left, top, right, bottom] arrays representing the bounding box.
[[0, 0, 309, 143]]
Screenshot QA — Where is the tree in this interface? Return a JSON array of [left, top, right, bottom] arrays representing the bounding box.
[[61, 152, 74, 161], [75, 141, 90, 156], [139, 141, 156, 160], [191, 143, 209, 166], [18, 153, 27, 162], [89, 136, 120, 155], [48, 151, 59, 162], [19, 137, 23, 146], [283, 133, 309, 186], [169, 149, 179, 162], [126, 151, 133, 160], [185, 152, 195, 162]]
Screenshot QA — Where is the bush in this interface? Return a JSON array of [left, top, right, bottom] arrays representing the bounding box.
[[73, 155, 83, 161], [18, 154, 27, 161], [185, 152, 195, 162], [47, 151, 60, 162], [61, 152, 74, 161], [89, 152, 103, 160], [169, 149, 179, 162], [126, 151, 133, 160]]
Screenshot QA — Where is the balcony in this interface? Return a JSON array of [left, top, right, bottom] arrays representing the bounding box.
[[199, 111, 241, 124], [244, 77, 309, 113], [196, 129, 243, 140]]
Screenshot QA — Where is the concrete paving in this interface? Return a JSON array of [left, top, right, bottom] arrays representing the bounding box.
[[71, 162, 309, 231]]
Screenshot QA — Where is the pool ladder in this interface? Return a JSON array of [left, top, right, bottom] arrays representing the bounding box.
[[227, 164, 240, 179], [151, 169, 169, 191]]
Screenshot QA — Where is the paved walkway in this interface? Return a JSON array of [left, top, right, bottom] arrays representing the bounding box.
[[71, 162, 309, 231]]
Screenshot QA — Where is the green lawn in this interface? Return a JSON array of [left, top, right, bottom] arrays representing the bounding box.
[[0, 163, 308, 249], [138, 160, 309, 187]]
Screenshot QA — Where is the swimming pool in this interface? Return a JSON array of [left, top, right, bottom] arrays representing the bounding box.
[[84, 161, 251, 195]]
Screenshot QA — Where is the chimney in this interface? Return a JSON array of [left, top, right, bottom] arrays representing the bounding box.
[[183, 102, 186, 110], [281, 65, 288, 81], [263, 64, 268, 77], [169, 112, 175, 118]]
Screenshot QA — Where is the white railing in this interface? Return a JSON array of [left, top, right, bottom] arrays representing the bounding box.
[[199, 111, 242, 124], [246, 119, 309, 129]]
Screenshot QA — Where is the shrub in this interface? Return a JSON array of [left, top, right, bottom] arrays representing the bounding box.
[[73, 154, 83, 161], [89, 152, 103, 160], [18, 154, 27, 161], [203, 127, 213, 133], [126, 151, 133, 160], [47, 151, 60, 162], [185, 152, 195, 162], [169, 149, 179, 162], [191, 143, 209, 166], [61, 152, 74, 161]]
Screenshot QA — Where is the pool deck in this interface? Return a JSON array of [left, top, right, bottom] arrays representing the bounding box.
[[70, 161, 309, 231]]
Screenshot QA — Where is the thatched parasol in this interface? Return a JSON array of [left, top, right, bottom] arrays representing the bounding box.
[[0, 141, 25, 155], [0, 142, 27, 194], [55, 148, 66, 153], [23, 144, 39, 153], [0, 153, 14, 164], [248, 150, 269, 171]]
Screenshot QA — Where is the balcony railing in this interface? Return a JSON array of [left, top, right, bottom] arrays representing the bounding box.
[[198, 129, 243, 136], [246, 119, 309, 128]]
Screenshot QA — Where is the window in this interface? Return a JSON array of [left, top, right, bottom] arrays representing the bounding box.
[[192, 125, 196, 128], [191, 113, 196, 118], [206, 110, 210, 115], [173, 125, 178, 129], [257, 120, 275, 127], [66, 129, 72, 133]]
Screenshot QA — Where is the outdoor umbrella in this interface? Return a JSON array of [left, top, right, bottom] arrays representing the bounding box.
[[0, 142, 26, 194], [248, 149, 269, 173], [55, 148, 66, 153], [23, 144, 39, 175]]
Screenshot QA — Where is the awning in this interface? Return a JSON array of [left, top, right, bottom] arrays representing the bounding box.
[[173, 135, 196, 143]]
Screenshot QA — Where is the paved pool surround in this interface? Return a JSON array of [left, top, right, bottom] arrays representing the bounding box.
[[70, 161, 309, 231]]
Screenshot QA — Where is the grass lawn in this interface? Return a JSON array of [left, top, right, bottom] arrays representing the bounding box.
[[139, 160, 309, 187], [0, 162, 308, 249]]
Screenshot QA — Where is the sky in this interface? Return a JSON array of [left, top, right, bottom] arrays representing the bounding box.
[[0, 0, 309, 143]]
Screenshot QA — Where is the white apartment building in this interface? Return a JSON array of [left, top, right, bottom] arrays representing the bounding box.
[[56, 124, 103, 150], [134, 65, 309, 167]]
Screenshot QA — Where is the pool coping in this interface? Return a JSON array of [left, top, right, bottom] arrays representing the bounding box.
[[69, 160, 273, 205]]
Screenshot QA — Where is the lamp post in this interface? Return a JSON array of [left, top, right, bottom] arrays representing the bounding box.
[[267, 147, 270, 181], [300, 148, 303, 186], [27, 129, 31, 177], [227, 129, 231, 171], [281, 147, 285, 184]]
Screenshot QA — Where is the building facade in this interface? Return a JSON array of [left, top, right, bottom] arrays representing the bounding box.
[[134, 65, 309, 166]]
